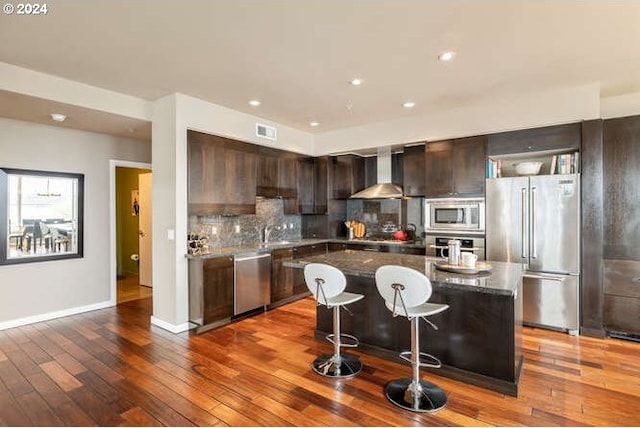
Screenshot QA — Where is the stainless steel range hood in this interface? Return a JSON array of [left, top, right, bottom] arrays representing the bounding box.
[[350, 146, 403, 199]]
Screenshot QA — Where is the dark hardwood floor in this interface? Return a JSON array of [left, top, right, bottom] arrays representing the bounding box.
[[1, 296, 639, 426]]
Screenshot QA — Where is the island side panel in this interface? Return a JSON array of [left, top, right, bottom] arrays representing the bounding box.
[[316, 273, 522, 396]]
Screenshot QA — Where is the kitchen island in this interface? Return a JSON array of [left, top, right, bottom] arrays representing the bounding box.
[[286, 250, 524, 396]]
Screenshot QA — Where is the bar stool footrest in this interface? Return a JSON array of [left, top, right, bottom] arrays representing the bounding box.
[[325, 333, 359, 348], [399, 351, 442, 369], [312, 353, 362, 379], [385, 378, 447, 413]]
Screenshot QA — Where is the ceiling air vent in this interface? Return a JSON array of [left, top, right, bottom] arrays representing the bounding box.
[[256, 123, 277, 141]]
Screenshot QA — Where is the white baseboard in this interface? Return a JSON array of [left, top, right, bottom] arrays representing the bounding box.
[[0, 300, 115, 331], [150, 316, 192, 333]]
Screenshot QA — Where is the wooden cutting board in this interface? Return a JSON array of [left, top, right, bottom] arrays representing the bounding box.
[[352, 221, 366, 238]]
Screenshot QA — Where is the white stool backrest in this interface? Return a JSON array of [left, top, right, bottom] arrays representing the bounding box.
[[304, 263, 347, 305], [375, 265, 432, 317]]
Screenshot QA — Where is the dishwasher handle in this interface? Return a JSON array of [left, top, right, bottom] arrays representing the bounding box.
[[235, 253, 271, 262]]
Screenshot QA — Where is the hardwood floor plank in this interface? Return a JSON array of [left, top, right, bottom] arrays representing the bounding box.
[[0, 358, 35, 397], [250, 395, 322, 426], [120, 406, 163, 426], [26, 371, 95, 426], [119, 365, 223, 426], [0, 389, 35, 426], [39, 360, 83, 392], [110, 378, 196, 427], [67, 385, 128, 426], [53, 352, 88, 376], [14, 390, 65, 427]]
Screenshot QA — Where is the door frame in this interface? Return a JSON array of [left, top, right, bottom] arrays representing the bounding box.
[[109, 160, 152, 305]]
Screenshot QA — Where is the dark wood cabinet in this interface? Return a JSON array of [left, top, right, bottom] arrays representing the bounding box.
[[292, 243, 327, 295], [297, 156, 328, 214], [256, 146, 280, 198], [403, 144, 426, 196], [187, 130, 257, 215], [604, 259, 640, 336], [603, 116, 640, 261], [270, 247, 294, 305], [329, 154, 365, 199], [328, 242, 348, 252], [327, 241, 425, 255], [257, 146, 298, 199], [580, 119, 605, 337], [425, 136, 486, 197], [201, 256, 234, 326], [487, 122, 581, 156], [270, 243, 327, 307], [278, 152, 298, 199], [602, 115, 640, 337]]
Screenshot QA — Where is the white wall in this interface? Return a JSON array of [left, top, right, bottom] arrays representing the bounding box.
[[0, 118, 151, 328], [601, 91, 640, 119]]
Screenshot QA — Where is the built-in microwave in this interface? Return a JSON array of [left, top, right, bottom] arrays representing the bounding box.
[[424, 198, 485, 235]]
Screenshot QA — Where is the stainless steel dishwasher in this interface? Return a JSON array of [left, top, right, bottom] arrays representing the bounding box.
[[234, 252, 271, 316]]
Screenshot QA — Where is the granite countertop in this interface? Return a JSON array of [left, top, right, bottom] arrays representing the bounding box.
[[186, 238, 426, 259], [284, 250, 523, 297]]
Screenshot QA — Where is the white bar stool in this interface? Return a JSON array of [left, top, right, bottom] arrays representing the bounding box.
[[304, 263, 365, 378], [375, 265, 450, 412]]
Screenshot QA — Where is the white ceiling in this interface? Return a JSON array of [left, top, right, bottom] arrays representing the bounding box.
[[1, 0, 640, 140]]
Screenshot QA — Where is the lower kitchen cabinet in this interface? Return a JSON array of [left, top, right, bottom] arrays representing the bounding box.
[[188, 256, 234, 333], [270, 248, 294, 305], [604, 259, 640, 337], [270, 243, 328, 308], [329, 241, 425, 255], [292, 243, 328, 295]]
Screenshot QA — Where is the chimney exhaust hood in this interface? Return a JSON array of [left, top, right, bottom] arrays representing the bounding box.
[[350, 146, 403, 199]]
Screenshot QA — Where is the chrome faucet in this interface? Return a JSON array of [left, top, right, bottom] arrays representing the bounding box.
[[261, 226, 272, 244]]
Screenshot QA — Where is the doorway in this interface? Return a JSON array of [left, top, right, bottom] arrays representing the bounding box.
[[110, 161, 152, 305]]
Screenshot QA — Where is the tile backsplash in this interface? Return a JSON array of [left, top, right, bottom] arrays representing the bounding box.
[[189, 198, 301, 248]]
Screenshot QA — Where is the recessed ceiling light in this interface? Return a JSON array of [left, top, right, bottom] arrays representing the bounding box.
[[402, 101, 416, 108], [438, 51, 456, 62], [248, 100, 261, 107], [310, 121, 320, 127], [50, 113, 67, 122], [349, 78, 363, 86]]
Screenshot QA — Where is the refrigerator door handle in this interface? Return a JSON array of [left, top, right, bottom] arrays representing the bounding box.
[[521, 188, 527, 258], [531, 186, 537, 259], [523, 273, 565, 282]]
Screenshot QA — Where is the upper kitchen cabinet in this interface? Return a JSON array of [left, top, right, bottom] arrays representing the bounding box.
[[603, 116, 640, 260], [329, 154, 365, 199], [187, 130, 257, 215], [425, 136, 486, 197], [297, 156, 328, 214], [488, 123, 581, 156], [256, 147, 299, 198], [403, 143, 426, 197]]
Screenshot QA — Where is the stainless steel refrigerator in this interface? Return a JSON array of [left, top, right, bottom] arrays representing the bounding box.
[[486, 174, 580, 334]]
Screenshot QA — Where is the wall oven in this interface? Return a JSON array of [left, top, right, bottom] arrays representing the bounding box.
[[424, 198, 485, 235], [425, 235, 486, 261]]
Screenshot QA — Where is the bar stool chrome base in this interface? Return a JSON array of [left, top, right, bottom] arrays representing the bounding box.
[[385, 378, 447, 413], [312, 353, 362, 378]]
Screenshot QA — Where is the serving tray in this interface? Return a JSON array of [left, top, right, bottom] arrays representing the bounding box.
[[434, 260, 492, 275]]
